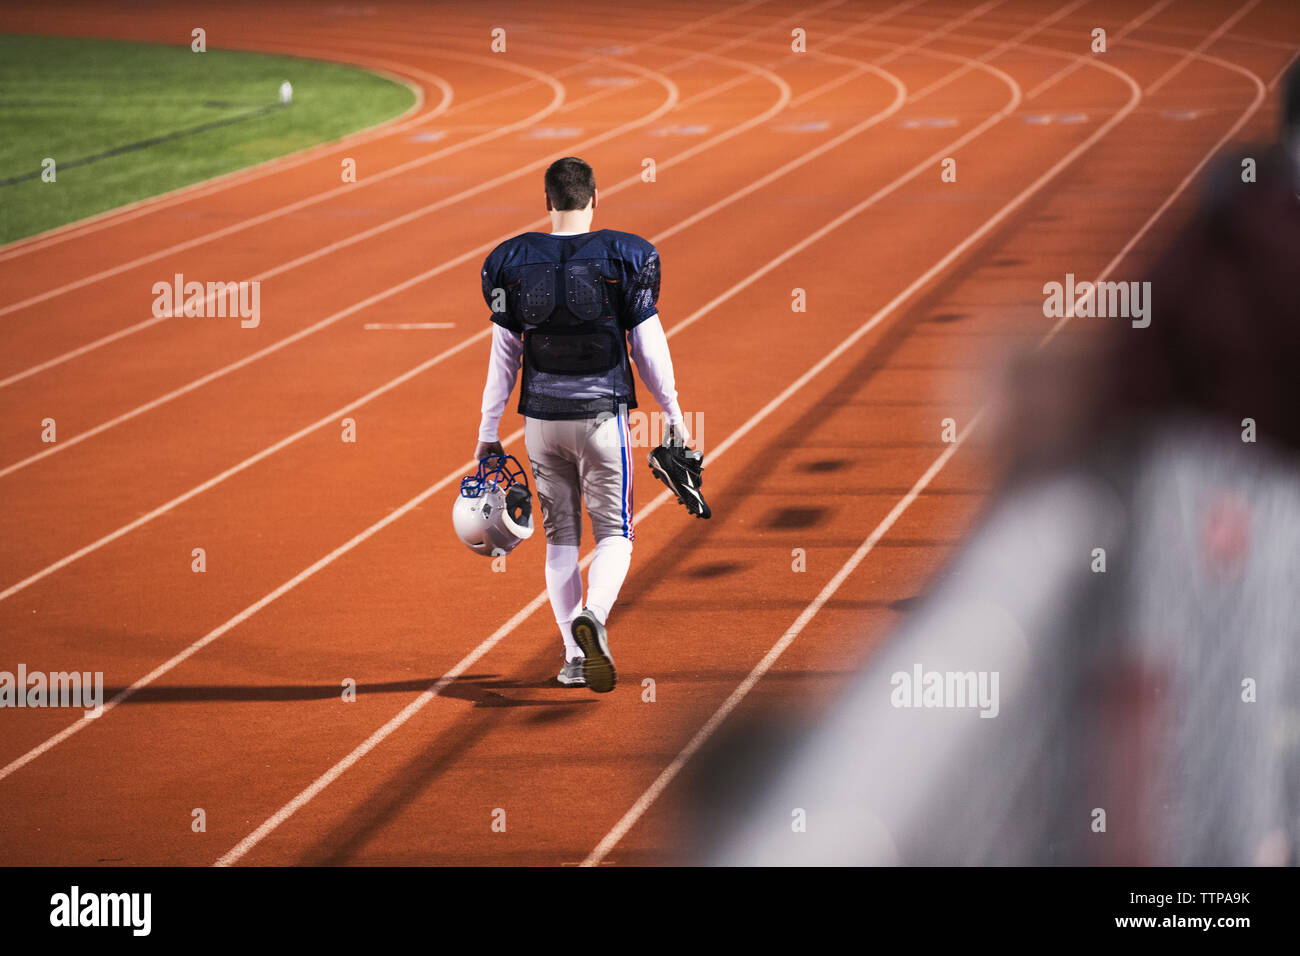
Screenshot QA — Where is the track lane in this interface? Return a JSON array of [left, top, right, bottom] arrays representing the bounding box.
[[208, 10, 1150, 865], [585, 1, 1284, 865], [0, 5, 1045, 858], [0, 0, 1284, 868]]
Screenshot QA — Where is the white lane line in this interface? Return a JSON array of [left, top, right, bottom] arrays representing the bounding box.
[[1269, 47, 1299, 90], [1144, 0, 1262, 95], [0, 314, 172, 389], [5, 4, 1101, 848], [1023, 0, 1176, 100], [0, 321, 492, 605], [0, 48, 567, 319], [584, 419, 979, 866], [0, 6, 1055, 814], [0, 453, 500, 786], [0, 1, 820, 388], [0, 3, 914, 790], [583, 15, 1269, 868], [362, 323, 456, 330], [0, 0, 768, 262], [0, 70, 675, 471], [0, 4, 1021, 604], [0, 52, 795, 589], [214, 20, 1148, 866]]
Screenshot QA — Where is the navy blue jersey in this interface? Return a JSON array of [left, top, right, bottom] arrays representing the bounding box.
[[481, 229, 661, 420]]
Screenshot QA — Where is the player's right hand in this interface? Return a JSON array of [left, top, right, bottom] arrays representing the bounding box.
[[475, 440, 505, 461]]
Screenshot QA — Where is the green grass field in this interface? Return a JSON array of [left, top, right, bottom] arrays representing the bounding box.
[[0, 34, 417, 244]]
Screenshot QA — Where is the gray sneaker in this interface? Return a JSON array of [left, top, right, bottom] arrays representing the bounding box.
[[557, 657, 586, 686], [572, 609, 616, 693]]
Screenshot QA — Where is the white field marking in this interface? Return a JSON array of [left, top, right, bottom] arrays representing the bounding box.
[[362, 323, 455, 330], [759, 0, 946, 109], [0, 0, 770, 272], [812, 0, 1085, 116], [213, 21, 1153, 867], [1042, 41, 1267, 347], [872, 0, 1009, 67], [0, 72, 677, 474], [0, 53, 433, 262], [0, 43, 817, 472], [0, 48, 568, 320], [2, 6, 722, 265], [740, 0, 1010, 120], [849, 0, 1088, 104], [958, 8, 1290, 103], [0, 314, 172, 389], [789, 64, 869, 108], [0, 446, 517, 786], [603, 0, 913, 118], [1271, 47, 1300, 90], [0, 19, 930, 785], [0, 322, 493, 606], [0, 3, 1103, 812], [0, 14, 1074, 808], [0, 0, 949, 419], [0, 21, 1030, 596], [1144, 0, 1262, 95], [584, 31, 1269, 871], [583, 417, 980, 866], [953, 0, 1252, 102], [1133, 24, 1300, 89], [1098, 20, 1298, 92], [0, 12, 786, 784], [1023, 0, 1177, 100], [447, 0, 780, 117], [774, 0, 1010, 112], [1207, 28, 1300, 52], [209, 7, 875, 290], [5, 2, 759, 265], [0, 50, 791, 592], [0, 0, 828, 389], [533, 0, 903, 114], [903, 0, 1174, 101]]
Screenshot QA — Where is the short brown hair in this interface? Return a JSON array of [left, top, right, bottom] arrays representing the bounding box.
[[544, 157, 596, 211]]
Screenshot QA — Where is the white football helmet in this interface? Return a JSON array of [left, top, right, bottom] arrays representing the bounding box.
[[453, 454, 535, 557]]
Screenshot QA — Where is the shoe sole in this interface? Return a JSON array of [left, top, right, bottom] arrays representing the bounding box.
[[556, 674, 587, 687], [572, 616, 616, 693]]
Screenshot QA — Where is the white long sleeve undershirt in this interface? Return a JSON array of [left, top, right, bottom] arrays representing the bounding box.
[[626, 314, 686, 434], [477, 314, 686, 442], [477, 323, 524, 443]]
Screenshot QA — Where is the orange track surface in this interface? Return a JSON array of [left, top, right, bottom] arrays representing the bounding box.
[[0, 0, 1295, 866]]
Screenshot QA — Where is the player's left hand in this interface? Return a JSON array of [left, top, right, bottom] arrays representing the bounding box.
[[475, 440, 505, 461]]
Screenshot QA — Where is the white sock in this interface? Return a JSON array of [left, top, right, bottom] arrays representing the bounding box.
[[545, 542, 583, 659], [585, 535, 633, 625]]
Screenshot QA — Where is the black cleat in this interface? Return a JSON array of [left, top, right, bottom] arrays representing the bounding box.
[[571, 609, 616, 693], [648, 439, 711, 519]]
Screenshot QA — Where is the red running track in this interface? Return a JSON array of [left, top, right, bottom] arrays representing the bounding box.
[[0, 0, 1295, 865]]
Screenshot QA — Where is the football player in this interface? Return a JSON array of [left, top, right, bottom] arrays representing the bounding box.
[[474, 157, 708, 692]]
